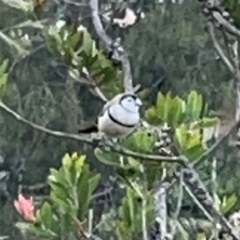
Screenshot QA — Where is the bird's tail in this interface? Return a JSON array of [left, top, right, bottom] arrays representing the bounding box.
[[78, 125, 98, 134]]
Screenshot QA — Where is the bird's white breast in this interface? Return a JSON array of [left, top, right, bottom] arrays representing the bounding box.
[[98, 104, 140, 138]]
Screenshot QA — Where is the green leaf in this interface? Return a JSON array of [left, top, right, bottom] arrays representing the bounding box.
[[40, 202, 53, 229], [163, 92, 172, 122], [94, 148, 121, 166], [184, 144, 205, 160], [221, 194, 237, 214], [82, 29, 95, 57], [70, 32, 81, 50], [156, 92, 165, 120], [124, 129, 157, 153], [50, 192, 70, 210], [187, 90, 203, 120], [48, 181, 68, 201], [48, 169, 69, 189], [73, 154, 85, 183], [167, 96, 179, 127], [77, 165, 90, 220], [174, 124, 188, 149], [0, 59, 9, 98], [88, 173, 101, 198], [0, 74, 7, 97], [144, 106, 160, 125], [0, 59, 9, 75], [191, 117, 219, 129]]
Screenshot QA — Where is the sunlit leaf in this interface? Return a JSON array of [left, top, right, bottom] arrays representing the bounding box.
[[221, 194, 237, 214], [156, 92, 165, 120]]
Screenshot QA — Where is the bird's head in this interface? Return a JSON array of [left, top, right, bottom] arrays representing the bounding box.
[[120, 94, 142, 113]]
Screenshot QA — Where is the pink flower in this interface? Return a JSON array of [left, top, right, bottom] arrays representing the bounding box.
[[14, 194, 36, 222]]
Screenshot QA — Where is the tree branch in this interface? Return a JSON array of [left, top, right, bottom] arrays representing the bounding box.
[[207, 21, 234, 73], [89, 0, 133, 93], [212, 11, 240, 38], [0, 101, 184, 164], [199, 0, 240, 38]]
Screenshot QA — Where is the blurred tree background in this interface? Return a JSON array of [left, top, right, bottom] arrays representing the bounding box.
[[0, 0, 240, 239]]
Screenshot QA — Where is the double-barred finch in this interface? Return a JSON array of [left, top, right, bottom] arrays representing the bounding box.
[[78, 93, 142, 138]]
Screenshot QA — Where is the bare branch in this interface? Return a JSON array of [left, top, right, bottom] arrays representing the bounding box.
[[212, 11, 240, 38], [0, 101, 93, 144], [207, 22, 234, 73], [89, 0, 133, 93], [199, 0, 240, 38], [0, 100, 185, 164]]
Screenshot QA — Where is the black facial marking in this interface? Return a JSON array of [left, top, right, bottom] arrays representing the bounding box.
[[119, 94, 137, 104]]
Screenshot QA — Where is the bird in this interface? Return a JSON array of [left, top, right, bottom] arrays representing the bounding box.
[[78, 93, 142, 138]]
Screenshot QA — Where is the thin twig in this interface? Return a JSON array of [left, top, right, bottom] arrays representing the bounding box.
[[207, 21, 234, 73], [212, 11, 240, 38], [82, 67, 108, 102], [183, 182, 213, 221]]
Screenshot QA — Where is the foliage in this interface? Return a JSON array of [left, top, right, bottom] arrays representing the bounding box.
[[124, 0, 233, 110], [16, 153, 100, 239], [0, 0, 240, 240], [0, 59, 9, 98], [45, 23, 122, 95]]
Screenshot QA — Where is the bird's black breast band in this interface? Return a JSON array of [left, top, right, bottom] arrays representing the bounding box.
[[107, 108, 136, 128]]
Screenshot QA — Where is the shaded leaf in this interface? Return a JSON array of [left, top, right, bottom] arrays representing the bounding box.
[[40, 202, 53, 229]]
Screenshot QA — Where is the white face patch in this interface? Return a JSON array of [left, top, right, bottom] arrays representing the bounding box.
[[120, 96, 142, 113]]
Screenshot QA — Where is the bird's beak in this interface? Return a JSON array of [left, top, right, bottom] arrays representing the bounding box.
[[136, 98, 142, 106]]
